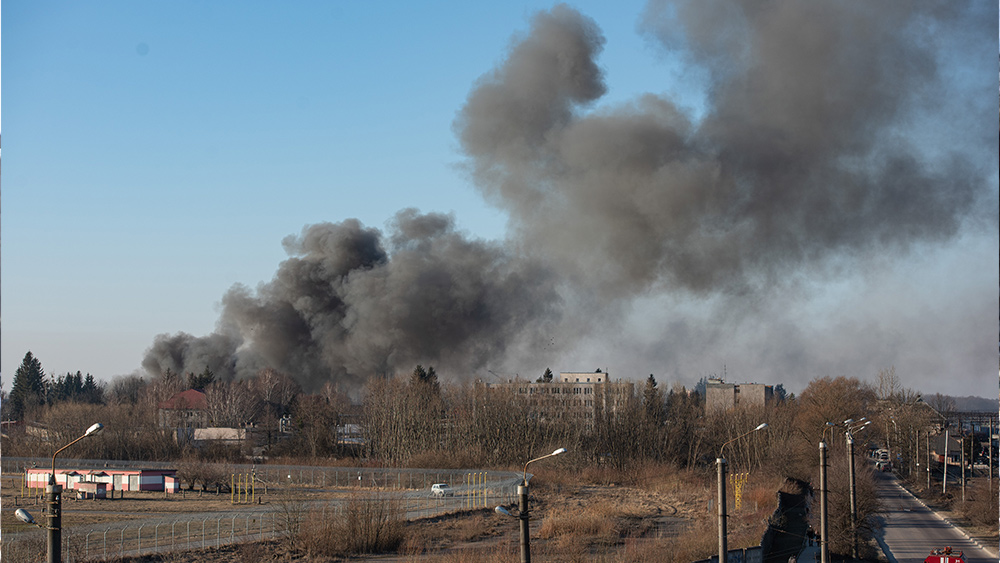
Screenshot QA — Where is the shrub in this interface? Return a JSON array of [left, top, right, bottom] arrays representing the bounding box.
[[958, 479, 999, 529], [298, 492, 404, 557]]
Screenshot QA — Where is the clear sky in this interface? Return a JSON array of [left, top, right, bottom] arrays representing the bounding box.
[[2, 1, 997, 398]]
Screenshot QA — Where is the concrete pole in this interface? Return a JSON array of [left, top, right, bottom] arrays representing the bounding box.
[[989, 417, 993, 484], [942, 429, 949, 495], [819, 441, 829, 563], [926, 431, 930, 490], [518, 484, 530, 563], [46, 480, 62, 563], [960, 432, 965, 502], [847, 434, 858, 560], [718, 457, 728, 563]]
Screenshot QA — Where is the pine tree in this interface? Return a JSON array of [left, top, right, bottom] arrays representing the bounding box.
[[643, 374, 665, 424], [9, 352, 46, 420], [82, 374, 104, 404], [187, 366, 216, 390], [536, 368, 554, 383]]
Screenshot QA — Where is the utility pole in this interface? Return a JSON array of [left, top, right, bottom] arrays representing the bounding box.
[[819, 441, 829, 563], [846, 434, 858, 559], [960, 431, 966, 502], [926, 431, 931, 490], [46, 479, 62, 563], [518, 484, 530, 563], [718, 457, 727, 562], [942, 428, 949, 495], [989, 416, 993, 485]]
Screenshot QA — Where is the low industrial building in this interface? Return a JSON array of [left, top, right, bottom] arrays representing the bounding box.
[[24, 467, 180, 494]]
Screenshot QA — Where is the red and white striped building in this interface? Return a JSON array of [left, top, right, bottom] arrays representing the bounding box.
[[25, 467, 180, 494]]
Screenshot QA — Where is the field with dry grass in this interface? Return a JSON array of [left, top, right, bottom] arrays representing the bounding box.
[[2, 463, 781, 563]]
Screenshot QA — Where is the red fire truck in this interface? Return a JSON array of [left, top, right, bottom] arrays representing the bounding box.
[[924, 547, 964, 563]]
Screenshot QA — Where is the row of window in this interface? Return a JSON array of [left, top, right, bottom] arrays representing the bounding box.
[[519, 386, 594, 395], [527, 399, 595, 407]]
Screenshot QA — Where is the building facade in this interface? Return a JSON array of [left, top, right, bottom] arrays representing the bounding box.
[[484, 372, 634, 425], [705, 378, 773, 412]]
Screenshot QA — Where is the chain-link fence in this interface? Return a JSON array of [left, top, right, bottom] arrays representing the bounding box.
[[2, 460, 523, 562]]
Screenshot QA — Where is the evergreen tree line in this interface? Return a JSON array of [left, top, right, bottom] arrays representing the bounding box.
[[5, 352, 104, 420]]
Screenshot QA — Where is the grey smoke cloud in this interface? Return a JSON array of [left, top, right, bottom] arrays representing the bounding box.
[[144, 212, 560, 391], [456, 2, 991, 299], [144, 2, 995, 393]]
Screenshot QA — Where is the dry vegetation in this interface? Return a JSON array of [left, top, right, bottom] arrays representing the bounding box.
[[903, 475, 999, 549], [5, 364, 987, 561], [1, 463, 780, 563]]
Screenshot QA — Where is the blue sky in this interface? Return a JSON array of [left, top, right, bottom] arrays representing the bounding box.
[[2, 1, 997, 398]]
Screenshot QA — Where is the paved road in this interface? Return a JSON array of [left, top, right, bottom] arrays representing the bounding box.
[[875, 472, 997, 562]]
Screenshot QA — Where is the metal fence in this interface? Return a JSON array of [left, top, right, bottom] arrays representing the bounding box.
[[2, 457, 521, 492], [2, 461, 523, 562], [3, 491, 523, 562]]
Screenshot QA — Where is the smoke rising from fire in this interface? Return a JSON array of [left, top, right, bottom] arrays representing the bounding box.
[[143, 212, 561, 390], [143, 2, 995, 392]]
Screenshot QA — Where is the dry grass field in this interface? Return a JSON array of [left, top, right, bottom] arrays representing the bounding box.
[[1, 464, 779, 562]]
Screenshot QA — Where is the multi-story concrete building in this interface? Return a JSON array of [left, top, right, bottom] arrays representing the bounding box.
[[483, 372, 634, 425], [705, 378, 773, 412]]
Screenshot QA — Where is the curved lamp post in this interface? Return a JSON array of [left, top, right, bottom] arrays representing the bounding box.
[[496, 447, 566, 563], [717, 423, 768, 563], [16, 422, 104, 563], [844, 419, 870, 559]]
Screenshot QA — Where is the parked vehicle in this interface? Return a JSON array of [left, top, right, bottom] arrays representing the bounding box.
[[430, 483, 454, 497]]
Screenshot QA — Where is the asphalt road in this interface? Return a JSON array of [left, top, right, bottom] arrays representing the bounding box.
[[875, 471, 997, 563]]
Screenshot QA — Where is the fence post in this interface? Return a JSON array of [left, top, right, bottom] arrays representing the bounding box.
[[232, 515, 238, 545], [138, 524, 144, 553], [104, 527, 110, 559], [121, 526, 127, 555]]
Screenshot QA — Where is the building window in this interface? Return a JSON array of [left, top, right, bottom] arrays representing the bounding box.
[[573, 388, 581, 394], [584, 388, 592, 395]]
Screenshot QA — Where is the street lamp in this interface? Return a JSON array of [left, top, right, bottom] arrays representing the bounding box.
[[717, 423, 768, 563], [496, 447, 566, 563], [844, 419, 870, 560], [15, 422, 104, 563], [817, 422, 838, 563]]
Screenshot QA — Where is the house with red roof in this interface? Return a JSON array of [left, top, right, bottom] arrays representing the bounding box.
[[158, 389, 208, 432]]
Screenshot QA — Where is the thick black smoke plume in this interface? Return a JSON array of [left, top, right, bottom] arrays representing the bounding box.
[[144, 2, 994, 392], [143, 212, 560, 390]]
